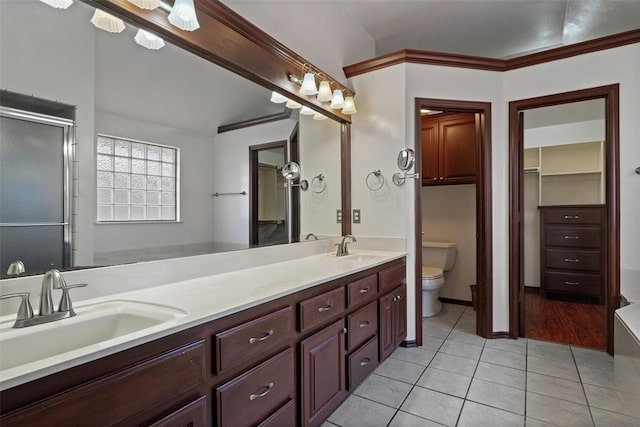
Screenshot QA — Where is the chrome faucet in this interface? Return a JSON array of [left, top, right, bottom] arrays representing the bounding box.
[[336, 234, 357, 257], [6, 260, 26, 276], [305, 233, 318, 241], [0, 269, 87, 328]]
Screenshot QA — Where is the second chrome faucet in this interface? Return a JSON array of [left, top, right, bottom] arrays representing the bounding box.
[[336, 235, 357, 257]]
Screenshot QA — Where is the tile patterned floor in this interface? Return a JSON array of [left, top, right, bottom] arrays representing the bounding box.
[[324, 303, 638, 427]]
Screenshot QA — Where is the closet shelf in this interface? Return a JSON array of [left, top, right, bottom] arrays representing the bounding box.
[[540, 170, 601, 177]]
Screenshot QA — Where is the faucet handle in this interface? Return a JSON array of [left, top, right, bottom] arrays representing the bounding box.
[[58, 283, 87, 314], [0, 292, 34, 321]]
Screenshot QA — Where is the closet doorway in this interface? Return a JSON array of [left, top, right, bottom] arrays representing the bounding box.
[[414, 98, 493, 343], [508, 85, 620, 353]]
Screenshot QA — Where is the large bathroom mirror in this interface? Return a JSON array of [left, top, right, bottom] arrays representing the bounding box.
[[0, 0, 344, 277]]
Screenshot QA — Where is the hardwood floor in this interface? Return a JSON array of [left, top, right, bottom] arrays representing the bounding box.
[[523, 287, 606, 350]]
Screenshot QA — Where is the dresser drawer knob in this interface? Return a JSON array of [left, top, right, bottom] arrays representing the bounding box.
[[564, 215, 580, 219], [318, 304, 333, 313], [564, 281, 580, 286], [249, 382, 274, 401], [564, 258, 580, 263], [248, 329, 274, 344], [359, 287, 370, 294], [564, 235, 580, 240], [360, 357, 371, 366], [359, 321, 370, 328]]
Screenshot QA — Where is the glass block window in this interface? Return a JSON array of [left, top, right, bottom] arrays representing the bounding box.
[[96, 135, 179, 222]]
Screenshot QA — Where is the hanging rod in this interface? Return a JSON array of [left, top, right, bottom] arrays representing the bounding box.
[[212, 191, 247, 197]]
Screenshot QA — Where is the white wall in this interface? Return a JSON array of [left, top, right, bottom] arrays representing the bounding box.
[[524, 120, 605, 148], [422, 185, 477, 302]]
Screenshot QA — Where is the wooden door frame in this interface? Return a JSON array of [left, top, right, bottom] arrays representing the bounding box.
[[414, 98, 494, 344], [508, 84, 620, 354]]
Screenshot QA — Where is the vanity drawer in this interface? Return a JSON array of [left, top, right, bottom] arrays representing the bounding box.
[[379, 263, 406, 294], [543, 208, 603, 225], [215, 307, 294, 373], [347, 274, 378, 308], [347, 301, 378, 351], [348, 336, 379, 390], [216, 348, 294, 427], [299, 287, 345, 333], [258, 399, 296, 427], [544, 226, 601, 248], [545, 248, 601, 272], [544, 271, 602, 296]]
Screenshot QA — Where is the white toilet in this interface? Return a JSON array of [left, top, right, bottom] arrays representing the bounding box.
[[422, 241, 457, 317]]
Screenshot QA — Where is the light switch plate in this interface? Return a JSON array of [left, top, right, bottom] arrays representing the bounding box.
[[353, 209, 361, 224], [336, 209, 342, 223]]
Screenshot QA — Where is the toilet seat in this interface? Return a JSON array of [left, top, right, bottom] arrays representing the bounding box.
[[422, 267, 443, 279]]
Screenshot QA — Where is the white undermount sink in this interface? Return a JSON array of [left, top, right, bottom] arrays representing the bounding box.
[[337, 253, 387, 262], [0, 300, 187, 371]]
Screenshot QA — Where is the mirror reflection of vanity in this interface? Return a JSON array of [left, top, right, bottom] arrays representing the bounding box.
[[0, 0, 345, 277]]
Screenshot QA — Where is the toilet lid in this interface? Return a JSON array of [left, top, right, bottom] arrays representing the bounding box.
[[422, 267, 443, 279]]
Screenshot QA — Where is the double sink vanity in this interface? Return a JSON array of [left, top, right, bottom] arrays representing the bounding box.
[[0, 249, 407, 426]]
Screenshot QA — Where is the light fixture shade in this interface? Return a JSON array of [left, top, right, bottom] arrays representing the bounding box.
[[270, 91, 288, 103], [285, 99, 302, 109], [135, 29, 165, 50], [342, 96, 357, 115], [91, 9, 125, 33], [313, 112, 328, 121], [300, 106, 314, 115], [39, 0, 73, 9], [168, 0, 200, 31], [126, 0, 161, 9], [317, 81, 332, 102], [299, 73, 318, 96], [330, 89, 345, 109]]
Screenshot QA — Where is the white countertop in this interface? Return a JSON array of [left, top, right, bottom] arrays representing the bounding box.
[[0, 250, 405, 390]]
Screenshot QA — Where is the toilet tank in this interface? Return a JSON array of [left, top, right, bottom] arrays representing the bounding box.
[[422, 241, 457, 271]]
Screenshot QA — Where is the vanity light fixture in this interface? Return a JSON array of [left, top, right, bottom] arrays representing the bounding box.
[[317, 81, 333, 102], [300, 106, 315, 115], [167, 0, 200, 31], [330, 89, 345, 109], [285, 99, 302, 109], [126, 0, 162, 9], [134, 29, 165, 50], [91, 9, 126, 33], [342, 96, 357, 115], [299, 73, 318, 96], [270, 91, 288, 103], [39, 0, 73, 9], [313, 112, 328, 120]]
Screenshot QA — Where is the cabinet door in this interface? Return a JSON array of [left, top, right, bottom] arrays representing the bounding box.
[[378, 291, 395, 361], [438, 115, 477, 184], [421, 120, 439, 185], [301, 319, 346, 427], [394, 285, 407, 347], [150, 396, 207, 427]]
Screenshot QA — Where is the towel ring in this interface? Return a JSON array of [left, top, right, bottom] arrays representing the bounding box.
[[366, 169, 384, 191], [311, 174, 326, 193]]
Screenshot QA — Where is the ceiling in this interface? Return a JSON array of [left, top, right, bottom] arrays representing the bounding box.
[[339, 0, 640, 58]]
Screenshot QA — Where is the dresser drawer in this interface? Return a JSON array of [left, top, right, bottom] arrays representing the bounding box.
[[348, 336, 379, 389], [299, 287, 345, 333], [347, 301, 378, 351], [545, 249, 601, 272], [543, 207, 603, 225], [379, 263, 406, 294], [215, 307, 294, 373], [544, 271, 602, 296], [216, 348, 294, 427], [258, 399, 295, 427], [544, 226, 601, 248], [347, 274, 378, 308]]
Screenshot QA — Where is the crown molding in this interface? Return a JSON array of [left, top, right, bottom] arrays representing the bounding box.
[[217, 109, 292, 134]]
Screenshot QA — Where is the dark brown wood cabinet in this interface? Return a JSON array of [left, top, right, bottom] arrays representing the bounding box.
[[539, 205, 605, 301], [421, 113, 478, 186], [379, 284, 407, 361]]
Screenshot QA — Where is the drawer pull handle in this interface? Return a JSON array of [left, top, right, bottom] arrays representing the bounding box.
[[564, 281, 580, 286], [564, 215, 580, 219], [318, 304, 333, 313], [248, 329, 274, 344], [360, 357, 371, 366], [564, 258, 580, 263], [359, 321, 370, 328], [249, 382, 274, 401], [359, 287, 370, 294], [564, 235, 580, 240]]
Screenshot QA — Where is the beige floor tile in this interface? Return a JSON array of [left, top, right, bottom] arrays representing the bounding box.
[[374, 356, 426, 384], [590, 407, 638, 427], [467, 378, 525, 415], [527, 355, 580, 382], [526, 372, 586, 405], [457, 400, 524, 427], [353, 373, 412, 408], [481, 347, 526, 370], [390, 346, 436, 366], [526, 392, 593, 427], [400, 387, 464, 426], [327, 394, 395, 427], [447, 330, 486, 347], [421, 336, 445, 352], [584, 383, 634, 416], [440, 340, 483, 360], [417, 367, 472, 398], [484, 338, 527, 355], [429, 352, 478, 377], [474, 361, 526, 390], [388, 411, 444, 427]]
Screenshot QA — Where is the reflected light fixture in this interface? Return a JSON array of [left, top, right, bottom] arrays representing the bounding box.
[[299, 73, 318, 96], [300, 106, 314, 115], [39, 0, 73, 8], [329, 89, 345, 109], [342, 96, 357, 115], [126, 0, 161, 9], [91, 9, 125, 33], [313, 112, 328, 121], [168, 0, 200, 31], [270, 91, 288, 103], [135, 29, 165, 50], [285, 99, 302, 109], [317, 81, 332, 102]]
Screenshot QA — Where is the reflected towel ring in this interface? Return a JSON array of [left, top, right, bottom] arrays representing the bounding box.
[[366, 169, 384, 191], [311, 174, 326, 193]]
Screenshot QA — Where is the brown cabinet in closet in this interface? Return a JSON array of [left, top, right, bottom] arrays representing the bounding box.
[[421, 113, 478, 186]]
